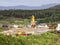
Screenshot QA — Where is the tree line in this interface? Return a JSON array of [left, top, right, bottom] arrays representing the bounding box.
[[0, 8, 60, 23]]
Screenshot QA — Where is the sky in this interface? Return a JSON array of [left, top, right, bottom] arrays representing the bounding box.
[[0, 0, 60, 6]]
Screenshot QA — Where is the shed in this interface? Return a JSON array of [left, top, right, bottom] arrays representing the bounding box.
[[56, 24, 60, 31]]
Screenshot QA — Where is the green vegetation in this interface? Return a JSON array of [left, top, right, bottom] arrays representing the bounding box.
[[0, 5, 60, 24], [0, 19, 30, 25], [0, 32, 59, 45], [0, 8, 60, 23]]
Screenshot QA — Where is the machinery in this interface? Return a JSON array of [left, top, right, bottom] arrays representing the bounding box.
[[17, 31, 27, 36]]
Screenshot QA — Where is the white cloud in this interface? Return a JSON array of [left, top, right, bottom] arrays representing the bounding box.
[[0, 0, 60, 6]]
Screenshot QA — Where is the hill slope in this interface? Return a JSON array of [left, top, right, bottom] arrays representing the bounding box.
[[49, 4, 60, 9]]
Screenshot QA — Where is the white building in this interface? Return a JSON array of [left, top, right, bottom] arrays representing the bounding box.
[[37, 23, 49, 28], [56, 24, 60, 31], [13, 25, 18, 28]]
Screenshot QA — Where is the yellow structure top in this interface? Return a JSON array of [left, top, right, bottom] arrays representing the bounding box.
[[17, 31, 22, 35], [31, 15, 35, 22]]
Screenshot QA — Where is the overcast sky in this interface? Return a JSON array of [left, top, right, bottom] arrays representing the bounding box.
[[0, 0, 60, 6]]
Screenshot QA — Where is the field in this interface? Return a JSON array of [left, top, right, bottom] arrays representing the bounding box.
[[0, 32, 60, 45]]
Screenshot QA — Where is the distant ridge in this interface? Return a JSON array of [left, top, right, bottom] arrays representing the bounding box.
[[49, 4, 60, 9], [0, 3, 59, 10]]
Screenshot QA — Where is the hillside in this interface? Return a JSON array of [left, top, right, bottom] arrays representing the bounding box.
[[49, 4, 60, 9], [0, 4, 60, 23]]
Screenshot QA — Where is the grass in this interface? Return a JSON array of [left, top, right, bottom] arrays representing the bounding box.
[[0, 32, 59, 45], [0, 19, 30, 25]]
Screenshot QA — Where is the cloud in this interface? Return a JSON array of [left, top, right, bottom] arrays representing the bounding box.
[[0, 0, 60, 6]]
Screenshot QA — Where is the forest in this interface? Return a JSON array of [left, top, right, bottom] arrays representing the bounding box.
[[0, 8, 60, 23]]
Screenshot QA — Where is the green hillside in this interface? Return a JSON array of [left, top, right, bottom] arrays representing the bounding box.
[[0, 4, 60, 23]]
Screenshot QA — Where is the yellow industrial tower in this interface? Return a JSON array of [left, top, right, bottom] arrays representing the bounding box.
[[31, 15, 35, 28]]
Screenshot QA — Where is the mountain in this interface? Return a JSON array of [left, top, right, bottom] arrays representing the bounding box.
[[0, 3, 59, 10], [49, 4, 60, 9]]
